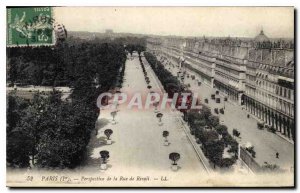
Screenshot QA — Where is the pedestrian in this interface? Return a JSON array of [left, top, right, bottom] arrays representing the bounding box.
[[276, 152, 279, 159]]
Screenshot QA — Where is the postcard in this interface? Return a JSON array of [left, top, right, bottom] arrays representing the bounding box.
[[6, 6, 295, 187]]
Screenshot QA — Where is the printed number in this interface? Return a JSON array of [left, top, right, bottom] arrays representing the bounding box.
[[34, 8, 50, 12], [26, 176, 33, 181]]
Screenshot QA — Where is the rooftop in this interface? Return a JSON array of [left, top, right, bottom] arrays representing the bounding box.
[[255, 30, 270, 42]]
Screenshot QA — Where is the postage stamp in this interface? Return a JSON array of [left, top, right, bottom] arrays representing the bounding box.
[[6, 7, 55, 47]]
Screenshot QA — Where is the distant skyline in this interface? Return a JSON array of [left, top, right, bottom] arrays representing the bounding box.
[[55, 7, 294, 38]]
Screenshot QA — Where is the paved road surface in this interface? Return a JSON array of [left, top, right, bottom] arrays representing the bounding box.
[[82, 53, 208, 186]]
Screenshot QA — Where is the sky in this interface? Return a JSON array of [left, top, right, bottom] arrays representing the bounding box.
[[54, 7, 294, 38]]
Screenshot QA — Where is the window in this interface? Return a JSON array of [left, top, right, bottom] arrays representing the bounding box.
[[275, 86, 279, 95], [279, 99, 282, 111], [288, 89, 291, 99], [283, 102, 287, 114], [279, 87, 282, 96], [287, 103, 290, 116]]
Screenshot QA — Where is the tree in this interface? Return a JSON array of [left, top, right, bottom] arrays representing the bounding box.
[[190, 118, 206, 136], [153, 101, 159, 112], [163, 131, 169, 141], [194, 127, 205, 143], [220, 158, 235, 168], [7, 91, 99, 169], [201, 130, 219, 145], [187, 111, 205, 128], [201, 105, 212, 120], [215, 124, 228, 136], [208, 115, 219, 128], [144, 52, 183, 98], [35, 101, 98, 168], [136, 45, 145, 56], [111, 111, 117, 121], [48, 89, 63, 105], [206, 140, 224, 168], [36, 137, 80, 168], [18, 93, 48, 166], [169, 152, 180, 165], [194, 119, 206, 127], [6, 39, 126, 170], [156, 112, 163, 123], [104, 129, 113, 140], [7, 38, 127, 88], [7, 93, 52, 168], [7, 94, 29, 133], [125, 44, 135, 56], [7, 130, 32, 168], [100, 150, 110, 164]]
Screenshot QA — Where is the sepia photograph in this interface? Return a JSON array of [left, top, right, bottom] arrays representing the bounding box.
[[5, 6, 295, 188]]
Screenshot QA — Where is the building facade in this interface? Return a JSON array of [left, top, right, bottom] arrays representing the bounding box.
[[146, 31, 295, 141]]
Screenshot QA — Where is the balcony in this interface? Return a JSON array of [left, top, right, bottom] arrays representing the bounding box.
[[185, 61, 212, 77], [216, 58, 246, 72], [185, 56, 212, 69]]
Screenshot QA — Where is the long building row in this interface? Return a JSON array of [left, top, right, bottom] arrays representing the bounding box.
[[146, 30, 295, 141]]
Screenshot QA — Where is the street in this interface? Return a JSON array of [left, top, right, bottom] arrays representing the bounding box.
[[81, 53, 208, 186], [6, 53, 294, 187], [160, 55, 294, 171]]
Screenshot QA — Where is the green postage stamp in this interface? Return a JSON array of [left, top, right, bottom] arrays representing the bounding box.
[[7, 7, 55, 47]]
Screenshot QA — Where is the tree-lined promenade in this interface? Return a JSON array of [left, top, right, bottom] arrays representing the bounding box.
[[144, 52, 239, 169], [82, 51, 207, 177]]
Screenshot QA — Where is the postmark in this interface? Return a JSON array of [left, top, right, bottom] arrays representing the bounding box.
[[7, 7, 55, 47]]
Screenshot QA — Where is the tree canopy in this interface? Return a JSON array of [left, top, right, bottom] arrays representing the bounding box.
[[7, 37, 128, 168]]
